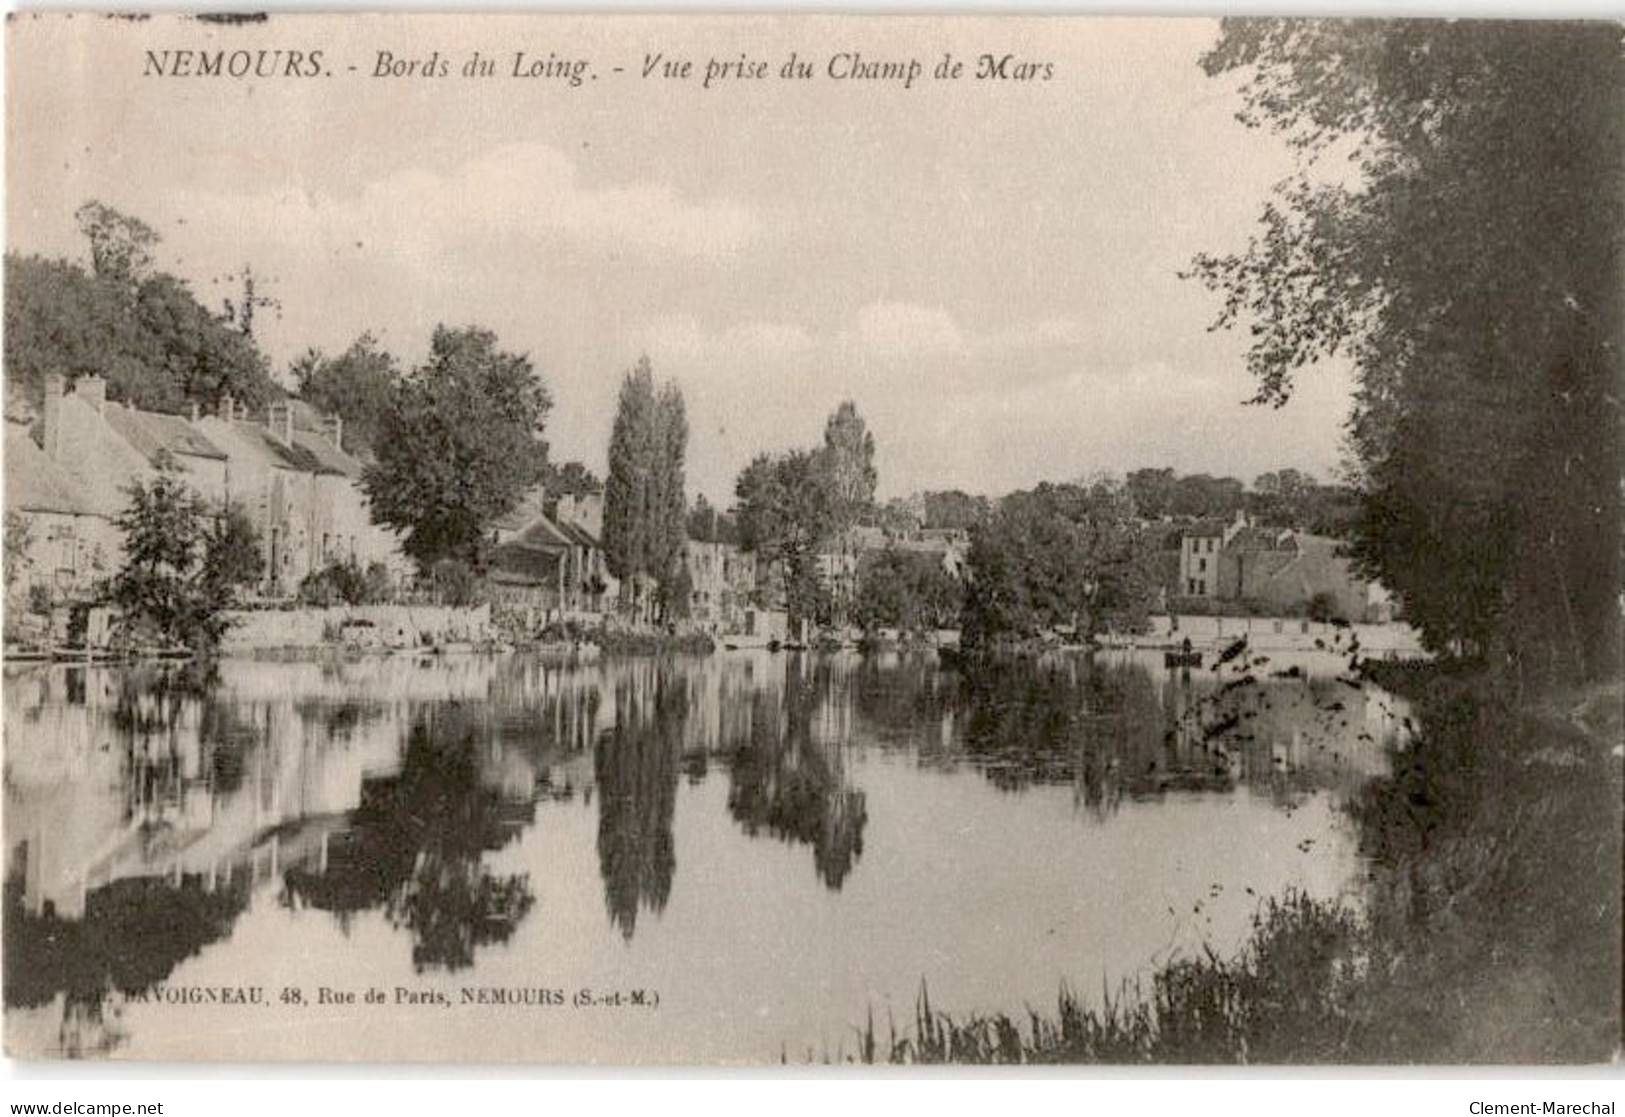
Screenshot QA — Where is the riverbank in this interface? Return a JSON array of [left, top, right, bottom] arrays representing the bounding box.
[[860, 664, 1622, 1064]]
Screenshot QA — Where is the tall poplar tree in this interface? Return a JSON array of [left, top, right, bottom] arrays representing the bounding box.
[[603, 356, 688, 620]]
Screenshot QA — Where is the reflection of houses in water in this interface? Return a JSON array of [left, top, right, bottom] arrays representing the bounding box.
[[3, 658, 568, 1017]]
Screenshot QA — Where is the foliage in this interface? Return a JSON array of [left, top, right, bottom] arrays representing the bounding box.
[[362, 325, 550, 571], [822, 400, 877, 531], [1187, 20, 1622, 687], [105, 464, 262, 650], [1305, 590, 1340, 624], [298, 557, 391, 607], [734, 448, 838, 631], [544, 459, 601, 499], [291, 333, 401, 459], [75, 201, 159, 289], [5, 201, 278, 415], [602, 356, 688, 617], [428, 558, 483, 608], [1124, 468, 1246, 521], [3, 511, 35, 592], [686, 493, 739, 545], [920, 489, 991, 531], [853, 548, 961, 635], [962, 480, 1157, 648]]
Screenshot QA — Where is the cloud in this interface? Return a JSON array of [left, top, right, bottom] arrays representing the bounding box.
[[847, 302, 967, 355], [636, 315, 816, 363], [142, 142, 763, 281]]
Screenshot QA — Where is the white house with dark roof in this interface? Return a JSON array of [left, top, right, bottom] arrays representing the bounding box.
[[3, 419, 119, 610], [195, 397, 406, 594]]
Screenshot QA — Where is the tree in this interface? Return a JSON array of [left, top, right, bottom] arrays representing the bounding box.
[[822, 400, 877, 530], [961, 481, 1157, 649], [1188, 20, 1622, 686], [686, 493, 738, 544], [6, 202, 278, 417], [3, 511, 35, 597], [544, 460, 601, 499], [602, 356, 687, 619], [292, 333, 401, 458], [733, 449, 838, 631], [920, 489, 990, 531], [105, 460, 262, 651], [75, 201, 158, 290], [854, 548, 962, 635], [363, 325, 550, 571]]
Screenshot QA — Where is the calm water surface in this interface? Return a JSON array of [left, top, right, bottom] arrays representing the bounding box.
[[4, 648, 1408, 1061]]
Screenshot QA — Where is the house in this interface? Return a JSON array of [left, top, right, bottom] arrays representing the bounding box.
[[38, 374, 224, 523], [488, 488, 613, 621], [1243, 534, 1379, 622], [21, 374, 239, 605], [196, 398, 406, 594], [682, 539, 756, 632], [3, 420, 118, 610], [1170, 508, 1391, 622]]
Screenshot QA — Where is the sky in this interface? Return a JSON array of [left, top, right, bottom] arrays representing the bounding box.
[[6, 13, 1357, 504]]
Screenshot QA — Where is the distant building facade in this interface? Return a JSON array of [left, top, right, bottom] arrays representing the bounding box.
[[682, 539, 756, 632]]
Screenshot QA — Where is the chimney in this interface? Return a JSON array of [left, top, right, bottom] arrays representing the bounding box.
[[78, 374, 107, 415], [266, 400, 293, 446], [43, 373, 64, 461], [321, 413, 343, 453], [220, 394, 236, 423]]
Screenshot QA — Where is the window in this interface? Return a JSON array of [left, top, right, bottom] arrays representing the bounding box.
[[1198, 557, 1207, 573], [1187, 578, 1197, 595]]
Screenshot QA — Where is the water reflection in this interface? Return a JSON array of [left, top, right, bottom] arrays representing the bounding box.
[[595, 665, 683, 939], [3, 649, 1409, 1058], [281, 704, 537, 972], [724, 662, 867, 890]]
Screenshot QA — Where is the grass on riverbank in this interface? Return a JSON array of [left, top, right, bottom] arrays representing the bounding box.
[[853, 666, 1622, 1065]]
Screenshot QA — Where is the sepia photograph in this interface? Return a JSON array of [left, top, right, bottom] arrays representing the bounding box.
[[1, 10, 1620, 1070]]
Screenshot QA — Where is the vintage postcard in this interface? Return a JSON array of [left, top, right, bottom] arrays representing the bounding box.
[[3, 13, 1619, 1065]]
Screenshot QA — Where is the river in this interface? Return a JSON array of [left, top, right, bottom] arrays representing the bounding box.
[[3, 646, 1408, 1062]]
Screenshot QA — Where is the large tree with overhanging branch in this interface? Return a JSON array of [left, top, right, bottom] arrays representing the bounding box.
[[1187, 19, 1622, 688]]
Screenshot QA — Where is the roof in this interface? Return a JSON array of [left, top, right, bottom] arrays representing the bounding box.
[[4, 425, 96, 517], [1180, 519, 1229, 539], [103, 404, 228, 463], [505, 517, 578, 551], [291, 429, 364, 479], [219, 420, 336, 475], [489, 542, 565, 585], [492, 486, 551, 532], [1226, 526, 1297, 552], [554, 520, 599, 549]]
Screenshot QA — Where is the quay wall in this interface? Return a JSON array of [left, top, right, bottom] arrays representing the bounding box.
[[220, 604, 493, 652]]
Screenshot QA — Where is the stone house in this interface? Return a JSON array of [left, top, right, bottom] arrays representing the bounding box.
[[682, 539, 756, 632], [488, 489, 614, 621], [3, 421, 118, 611], [195, 398, 405, 595]]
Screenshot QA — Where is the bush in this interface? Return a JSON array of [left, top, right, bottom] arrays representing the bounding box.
[[429, 558, 483, 607], [1306, 591, 1341, 624]]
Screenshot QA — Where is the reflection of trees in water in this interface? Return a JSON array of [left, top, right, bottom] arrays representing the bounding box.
[[724, 662, 868, 890], [280, 703, 536, 972], [594, 667, 684, 940], [3, 862, 249, 1056], [850, 652, 1388, 818]]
